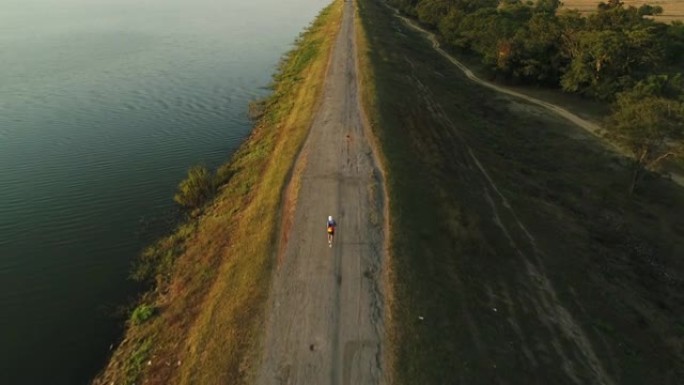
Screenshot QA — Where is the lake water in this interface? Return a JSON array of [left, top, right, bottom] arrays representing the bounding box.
[[0, 0, 328, 383]]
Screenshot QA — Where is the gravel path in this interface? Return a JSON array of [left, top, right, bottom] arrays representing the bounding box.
[[254, 2, 386, 384]]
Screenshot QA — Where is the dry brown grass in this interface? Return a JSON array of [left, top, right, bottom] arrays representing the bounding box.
[[92, 2, 344, 384], [562, 0, 684, 22]]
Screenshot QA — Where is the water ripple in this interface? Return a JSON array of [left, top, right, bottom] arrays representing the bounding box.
[[0, 0, 327, 383]]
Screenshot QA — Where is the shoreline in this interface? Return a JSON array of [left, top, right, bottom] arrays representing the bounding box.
[[92, 1, 344, 384]]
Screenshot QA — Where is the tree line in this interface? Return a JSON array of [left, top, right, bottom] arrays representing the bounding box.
[[390, 0, 684, 193]]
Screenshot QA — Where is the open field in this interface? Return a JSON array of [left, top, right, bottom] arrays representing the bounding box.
[[563, 0, 684, 22], [92, 2, 344, 384], [357, 0, 684, 383]]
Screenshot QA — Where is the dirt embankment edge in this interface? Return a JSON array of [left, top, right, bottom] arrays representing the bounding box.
[[92, 2, 345, 384]]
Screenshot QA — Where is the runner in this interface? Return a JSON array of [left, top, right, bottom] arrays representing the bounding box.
[[326, 215, 337, 247]]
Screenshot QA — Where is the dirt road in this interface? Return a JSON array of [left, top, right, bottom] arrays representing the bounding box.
[[254, 1, 386, 384]]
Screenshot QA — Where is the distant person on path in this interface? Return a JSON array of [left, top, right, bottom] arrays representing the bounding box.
[[327, 215, 337, 247]]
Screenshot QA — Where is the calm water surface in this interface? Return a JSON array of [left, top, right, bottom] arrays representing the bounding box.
[[0, 0, 327, 383]]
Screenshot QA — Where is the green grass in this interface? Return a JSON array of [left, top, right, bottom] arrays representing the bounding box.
[[93, 2, 344, 384], [124, 337, 153, 385], [130, 304, 154, 326], [356, 0, 684, 383]]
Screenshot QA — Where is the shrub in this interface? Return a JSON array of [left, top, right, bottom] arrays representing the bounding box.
[[173, 165, 216, 210], [248, 99, 267, 122], [130, 304, 154, 325], [132, 240, 178, 285]]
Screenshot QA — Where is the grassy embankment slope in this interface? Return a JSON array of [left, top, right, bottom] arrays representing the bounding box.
[[563, 1, 684, 23], [93, 1, 342, 384], [356, 0, 684, 383]]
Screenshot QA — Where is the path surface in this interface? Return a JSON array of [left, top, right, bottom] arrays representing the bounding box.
[[255, 1, 386, 384]]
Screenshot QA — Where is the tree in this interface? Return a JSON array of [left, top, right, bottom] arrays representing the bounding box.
[[598, 0, 624, 11], [664, 21, 684, 65], [509, 12, 565, 84], [451, 8, 502, 58], [454, 5, 532, 71], [637, 4, 663, 17], [558, 9, 587, 57], [397, 0, 676, 104], [604, 89, 684, 194], [416, 0, 452, 27], [438, 9, 467, 47], [534, 0, 562, 14], [455, 0, 498, 13], [561, 30, 628, 97], [590, 2, 642, 31], [389, 0, 421, 16], [629, 73, 684, 101], [560, 25, 663, 99]]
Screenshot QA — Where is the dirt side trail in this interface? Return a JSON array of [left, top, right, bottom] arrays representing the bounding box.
[[254, 1, 386, 384], [394, 11, 684, 188]]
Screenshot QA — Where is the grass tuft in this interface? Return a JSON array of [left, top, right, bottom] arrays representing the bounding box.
[[123, 337, 153, 385], [130, 304, 155, 326]]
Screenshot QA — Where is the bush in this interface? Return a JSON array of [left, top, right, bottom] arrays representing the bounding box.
[[174, 165, 216, 210], [130, 304, 154, 325], [132, 241, 177, 284], [248, 99, 267, 122]]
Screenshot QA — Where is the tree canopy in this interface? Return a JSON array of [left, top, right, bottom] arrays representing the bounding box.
[[604, 81, 684, 193], [390, 0, 682, 99]]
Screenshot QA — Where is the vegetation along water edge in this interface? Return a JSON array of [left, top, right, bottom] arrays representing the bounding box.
[[92, 1, 343, 384]]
